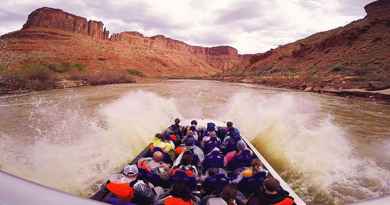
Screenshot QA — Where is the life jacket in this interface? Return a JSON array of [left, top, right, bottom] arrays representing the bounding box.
[[106, 182, 134, 200], [164, 196, 193, 205], [227, 149, 253, 171], [203, 173, 229, 194], [274, 196, 295, 205], [238, 171, 267, 195], [170, 169, 197, 190], [222, 137, 237, 154], [204, 137, 221, 154], [203, 150, 224, 170]]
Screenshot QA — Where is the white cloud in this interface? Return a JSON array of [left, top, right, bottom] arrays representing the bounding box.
[[0, 0, 376, 53]]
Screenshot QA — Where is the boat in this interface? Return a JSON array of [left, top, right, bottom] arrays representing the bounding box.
[[90, 120, 306, 205]]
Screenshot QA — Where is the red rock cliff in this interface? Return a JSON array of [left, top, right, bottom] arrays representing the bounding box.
[[22, 7, 109, 40], [364, 0, 390, 21]]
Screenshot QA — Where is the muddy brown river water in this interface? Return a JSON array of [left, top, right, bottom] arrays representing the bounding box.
[[0, 80, 389, 204]]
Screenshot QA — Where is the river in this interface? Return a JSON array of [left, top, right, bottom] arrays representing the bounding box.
[[0, 80, 389, 204]]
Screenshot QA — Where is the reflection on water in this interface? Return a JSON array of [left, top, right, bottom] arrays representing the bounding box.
[[1, 80, 390, 204]]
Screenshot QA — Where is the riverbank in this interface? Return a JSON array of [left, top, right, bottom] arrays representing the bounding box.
[[0, 77, 164, 96], [204, 76, 390, 103], [2, 76, 390, 104]]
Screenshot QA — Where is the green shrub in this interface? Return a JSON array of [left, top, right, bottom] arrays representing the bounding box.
[[0, 64, 6, 74], [127, 69, 145, 77], [73, 63, 86, 72], [48, 63, 86, 73], [330, 64, 344, 72], [21, 64, 52, 81]]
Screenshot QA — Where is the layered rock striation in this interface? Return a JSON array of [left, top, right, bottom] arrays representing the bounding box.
[[22, 7, 109, 40]]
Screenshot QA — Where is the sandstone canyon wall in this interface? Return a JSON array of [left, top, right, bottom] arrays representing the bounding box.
[[1, 0, 389, 93]]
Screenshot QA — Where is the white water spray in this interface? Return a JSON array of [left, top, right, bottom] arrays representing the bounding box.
[[220, 92, 390, 204]]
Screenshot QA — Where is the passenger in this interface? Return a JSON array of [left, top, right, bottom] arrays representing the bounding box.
[[202, 147, 224, 171], [225, 140, 254, 171], [226, 122, 240, 140], [247, 177, 295, 205], [105, 174, 135, 204], [221, 134, 239, 154], [184, 136, 204, 162], [202, 131, 221, 153], [169, 118, 183, 138], [138, 151, 171, 175], [182, 130, 198, 143], [161, 181, 196, 205], [105, 165, 140, 205], [201, 184, 240, 205], [131, 180, 157, 205], [202, 168, 229, 196], [150, 133, 175, 154], [234, 160, 268, 196], [172, 150, 199, 177]]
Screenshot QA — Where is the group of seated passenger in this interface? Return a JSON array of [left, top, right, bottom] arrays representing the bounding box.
[[103, 119, 295, 205]]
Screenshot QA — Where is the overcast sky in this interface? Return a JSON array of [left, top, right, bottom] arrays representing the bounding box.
[[0, 0, 376, 53]]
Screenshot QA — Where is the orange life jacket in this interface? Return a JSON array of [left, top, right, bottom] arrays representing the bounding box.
[[164, 196, 193, 205], [274, 197, 294, 205], [106, 182, 134, 200]]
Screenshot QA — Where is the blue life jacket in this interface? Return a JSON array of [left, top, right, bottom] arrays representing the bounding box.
[[238, 171, 267, 196], [105, 196, 136, 205], [222, 137, 237, 154], [204, 137, 221, 154], [202, 151, 224, 171], [227, 149, 253, 171], [203, 173, 229, 195], [170, 170, 197, 190]]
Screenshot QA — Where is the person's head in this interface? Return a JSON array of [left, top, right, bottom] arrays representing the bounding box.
[[263, 177, 280, 194], [153, 151, 164, 162], [242, 168, 253, 178], [209, 131, 217, 138], [226, 121, 233, 128], [236, 140, 246, 151], [123, 164, 139, 178], [207, 168, 219, 177], [133, 181, 155, 205], [191, 120, 197, 126], [186, 130, 194, 136], [171, 181, 192, 201], [155, 133, 162, 139], [174, 118, 180, 125], [251, 159, 263, 172], [180, 151, 194, 165], [184, 136, 195, 146], [221, 184, 237, 203]]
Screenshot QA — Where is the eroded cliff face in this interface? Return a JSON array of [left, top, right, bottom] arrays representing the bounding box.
[[2, 0, 389, 93], [220, 0, 390, 91], [22, 7, 109, 40]]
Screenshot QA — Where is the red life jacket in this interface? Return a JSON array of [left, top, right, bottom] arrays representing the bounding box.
[[164, 196, 193, 205], [274, 196, 294, 205]]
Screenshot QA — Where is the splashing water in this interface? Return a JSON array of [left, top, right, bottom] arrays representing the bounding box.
[[0, 91, 181, 196], [220, 92, 390, 204]]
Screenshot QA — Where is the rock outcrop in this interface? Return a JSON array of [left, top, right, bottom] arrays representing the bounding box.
[[364, 0, 390, 21], [219, 0, 390, 91], [22, 7, 109, 40]]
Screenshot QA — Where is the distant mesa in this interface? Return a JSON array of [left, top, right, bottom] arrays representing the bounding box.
[[19, 7, 239, 57], [22, 7, 109, 40]]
